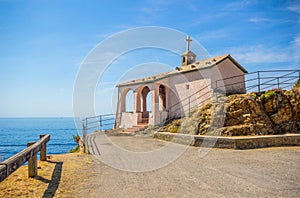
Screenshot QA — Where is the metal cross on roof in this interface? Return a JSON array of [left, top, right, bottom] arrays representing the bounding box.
[[186, 35, 192, 51]]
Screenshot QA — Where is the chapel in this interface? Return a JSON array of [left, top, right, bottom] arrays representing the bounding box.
[[115, 36, 247, 130]]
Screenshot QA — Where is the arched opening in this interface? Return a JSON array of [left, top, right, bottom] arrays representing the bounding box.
[[125, 89, 134, 112], [159, 85, 166, 111], [139, 86, 151, 124], [146, 91, 152, 112], [141, 86, 150, 112]]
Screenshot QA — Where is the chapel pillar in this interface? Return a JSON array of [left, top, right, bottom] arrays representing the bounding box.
[[151, 85, 160, 125], [134, 91, 141, 112], [119, 89, 126, 112]]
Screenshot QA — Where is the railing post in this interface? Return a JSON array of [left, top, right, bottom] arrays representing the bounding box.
[[40, 134, 47, 161], [27, 142, 37, 178], [99, 115, 102, 132], [188, 96, 191, 117], [85, 118, 87, 138], [277, 77, 280, 89], [82, 119, 86, 142], [257, 71, 261, 93]]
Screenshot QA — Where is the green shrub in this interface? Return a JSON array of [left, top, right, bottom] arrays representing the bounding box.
[[250, 92, 257, 98], [73, 134, 80, 144], [69, 145, 79, 153], [170, 125, 179, 133], [294, 78, 300, 88], [260, 90, 276, 101]]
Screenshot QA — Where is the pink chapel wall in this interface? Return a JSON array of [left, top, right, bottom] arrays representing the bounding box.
[[212, 59, 246, 93], [167, 69, 212, 118], [115, 58, 246, 128]]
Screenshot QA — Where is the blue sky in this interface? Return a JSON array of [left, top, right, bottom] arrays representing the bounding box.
[[0, 0, 299, 117]]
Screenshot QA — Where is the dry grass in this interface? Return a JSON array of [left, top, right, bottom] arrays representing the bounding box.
[[0, 153, 94, 198]]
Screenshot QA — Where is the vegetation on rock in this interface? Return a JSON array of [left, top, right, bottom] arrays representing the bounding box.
[[259, 90, 275, 101], [295, 78, 300, 88]]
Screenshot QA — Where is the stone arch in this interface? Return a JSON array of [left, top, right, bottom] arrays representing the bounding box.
[[159, 84, 167, 111], [140, 86, 151, 112], [135, 85, 152, 124], [125, 89, 134, 112], [119, 88, 133, 113]]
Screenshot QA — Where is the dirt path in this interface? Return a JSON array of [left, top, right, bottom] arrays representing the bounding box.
[[80, 135, 300, 197], [1, 135, 300, 197]]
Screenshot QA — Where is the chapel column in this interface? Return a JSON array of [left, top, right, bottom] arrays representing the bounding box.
[[151, 85, 160, 125], [120, 88, 126, 112], [134, 90, 141, 112]]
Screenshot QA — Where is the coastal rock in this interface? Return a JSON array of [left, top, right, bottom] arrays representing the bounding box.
[[160, 87, 300, 136]]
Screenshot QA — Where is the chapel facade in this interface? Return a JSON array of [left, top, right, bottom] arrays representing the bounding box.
[[114, 36, 247, 130]]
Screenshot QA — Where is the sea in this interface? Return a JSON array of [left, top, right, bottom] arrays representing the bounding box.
[[0, 117, 83, 162]]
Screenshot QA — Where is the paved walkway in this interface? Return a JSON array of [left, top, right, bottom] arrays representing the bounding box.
[[82, 134, 300, 197]]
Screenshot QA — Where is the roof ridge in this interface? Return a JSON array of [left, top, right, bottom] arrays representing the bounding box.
[[117, 54, 247, 87]]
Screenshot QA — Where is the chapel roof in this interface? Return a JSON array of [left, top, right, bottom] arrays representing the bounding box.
[[117, 54, 247, 87]]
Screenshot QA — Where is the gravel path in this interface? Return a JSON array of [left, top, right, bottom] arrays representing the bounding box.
[[80, 134, 300, 198]]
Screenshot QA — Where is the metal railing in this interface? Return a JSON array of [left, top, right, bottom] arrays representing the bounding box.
[[82, 114, 116, 135], [167, 70, 300, 120]]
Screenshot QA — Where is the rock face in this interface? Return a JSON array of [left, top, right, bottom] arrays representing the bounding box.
[[160, 87, 300, 136]]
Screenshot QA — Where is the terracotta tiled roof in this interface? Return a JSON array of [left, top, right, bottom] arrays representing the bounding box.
[[117, 54, 247, 87]]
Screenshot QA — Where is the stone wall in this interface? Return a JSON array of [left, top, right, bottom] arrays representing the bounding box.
[[153, 132, 300, 149]]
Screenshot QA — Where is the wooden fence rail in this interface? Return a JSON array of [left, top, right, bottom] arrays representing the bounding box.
[[0, 134, 50, 182]]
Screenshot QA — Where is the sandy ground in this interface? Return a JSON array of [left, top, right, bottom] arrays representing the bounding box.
[[1, 135, 300, 197], [0, 153, 95, 198]]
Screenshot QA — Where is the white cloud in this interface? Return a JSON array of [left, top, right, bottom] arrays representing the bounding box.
[[196, 29, 230, 43], [287, 4, 300, 14], [96, 32, 114, 40], [81, 51, 120, 65], [292, 35, 300, 63], [223, 0, 257, 10], [139, 7, 163, 16], [294, 35, 300, 46], [226, 45, 293, 64], [191, 12, 229, 26], [248, 17, 271, 23], [110, 24, 136, 30]]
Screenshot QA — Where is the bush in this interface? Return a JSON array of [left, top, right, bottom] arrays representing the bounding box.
[[170, 125, 179, 133], [69, 145, 79, 153], [260, 90, 276, 101], [73, 134, 80, 144], [294, 78, 300, 88], [250, 92, 257, 98]]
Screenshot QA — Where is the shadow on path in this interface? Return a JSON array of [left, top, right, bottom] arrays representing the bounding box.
[[42, 161, 63, 198]]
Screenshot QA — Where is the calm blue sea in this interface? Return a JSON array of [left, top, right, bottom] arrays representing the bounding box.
[[0, 117, 81, 162]]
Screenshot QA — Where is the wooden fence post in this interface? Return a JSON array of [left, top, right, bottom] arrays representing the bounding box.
[[27, 142, 37, 178], [40, 134, 47, 161]]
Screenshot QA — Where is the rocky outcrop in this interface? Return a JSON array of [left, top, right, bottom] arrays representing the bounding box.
[[160, 87, 300, 136]]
